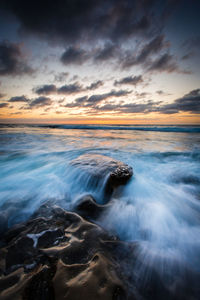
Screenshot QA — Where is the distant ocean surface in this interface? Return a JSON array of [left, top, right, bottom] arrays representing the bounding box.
[[0, 123, 200, 276]]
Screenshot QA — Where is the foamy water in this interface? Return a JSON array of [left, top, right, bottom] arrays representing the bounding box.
[[0, 124, 200, 278]]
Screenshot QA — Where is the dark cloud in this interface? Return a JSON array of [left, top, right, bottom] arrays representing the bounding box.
[[137, 35, 167, 61], [34, 80, 103, 96], [29, 96, 53, 108], [8, 95, 29, 102], [86, 80, 104, 90], [121, 35, 167, 68], [158, 89, 200, 114], [0, 41, 33, 76], [63, 88, 200, 115], [114, 75, 143, 86], [75, 96, 88, 104], [1, 0, 159, 44], [34, 84, 57, 95], [64, 89, 131, 108], [96, 100, 156, 113], [61, 47, 87, 65], [0, 102, 9, 108], [57, 82, 83, 95], [94, 43, 116, 61], [148, 53, 178, 73]]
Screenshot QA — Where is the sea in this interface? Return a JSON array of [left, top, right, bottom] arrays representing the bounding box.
[[0, 123, 200, 280]]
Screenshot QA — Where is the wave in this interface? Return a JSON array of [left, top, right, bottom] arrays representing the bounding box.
[[34, 124, 200, 133], [1, 124, 200, 133]]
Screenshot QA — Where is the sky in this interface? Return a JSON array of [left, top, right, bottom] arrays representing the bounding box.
[[0, 0, 200, 124]]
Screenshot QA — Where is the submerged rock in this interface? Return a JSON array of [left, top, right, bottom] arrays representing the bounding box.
[[70, 154, 133, 202]]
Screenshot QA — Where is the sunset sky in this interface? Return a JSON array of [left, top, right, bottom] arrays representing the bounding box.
[[0, 0, 200, 124]]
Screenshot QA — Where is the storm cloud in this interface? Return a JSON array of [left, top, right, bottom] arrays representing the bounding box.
[[1, 0, 161, 44], [61, 47, 87, 65], [0, 41, 33, 76]]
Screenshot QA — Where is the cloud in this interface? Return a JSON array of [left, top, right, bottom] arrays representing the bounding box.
[[121, 35, 167, 68], [0, 41, 33, 76], [61, 47, 87, 65], [0, 103, 9, 108], [64, 89, 131, 108], [54, 72, 69, 82], [86, 80, 104, 90], [29, 96, 53, 108], [63, 88, 200, 115], [156, 90, 165, 95], [57, 82, 83, 94], [1, 0, 158, 44], [8, 95, 29, 102], [34, 80, 104, 96], [94, 43, 116, 61], [159, 89, 200, 114], [91, 99, 162, 114], [148, 53, 178, 73], [114, 75, 143, 86], [34, 84, 57, 95], [156, 90, 171, 96]]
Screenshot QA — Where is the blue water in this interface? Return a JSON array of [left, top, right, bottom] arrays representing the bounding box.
[[0, 124, 200, 278]]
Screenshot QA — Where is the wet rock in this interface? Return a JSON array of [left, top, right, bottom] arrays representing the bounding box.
[[0, 205, 135, 300], [23, 265, 55, 300], [74, 194, 111, 220], [0, 213, 8, 238], [1, 203, 199, 300], [53, 254, 128, 300], [71, 154, 133, 201]]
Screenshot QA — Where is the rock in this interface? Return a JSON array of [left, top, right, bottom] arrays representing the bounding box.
[[70, 154, 133, 201], [74, 194, 111, 220], [0, 213, 8, 238], [0, 204, 136, 300]]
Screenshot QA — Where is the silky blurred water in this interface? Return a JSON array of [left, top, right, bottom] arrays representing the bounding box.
[[0, 124, 200, 277]]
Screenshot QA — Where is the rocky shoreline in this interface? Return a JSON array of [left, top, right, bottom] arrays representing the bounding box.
[[0, 154, 199, 299]]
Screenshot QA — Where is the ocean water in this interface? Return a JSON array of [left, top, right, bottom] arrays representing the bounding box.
[[0, 124, 200, 279]]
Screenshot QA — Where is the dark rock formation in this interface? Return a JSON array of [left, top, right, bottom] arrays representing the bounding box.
[[0, 205, 137, 300], [0, 203, 199, 300], [70, 154, 133, 202], [74, 194, 111, 220]]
